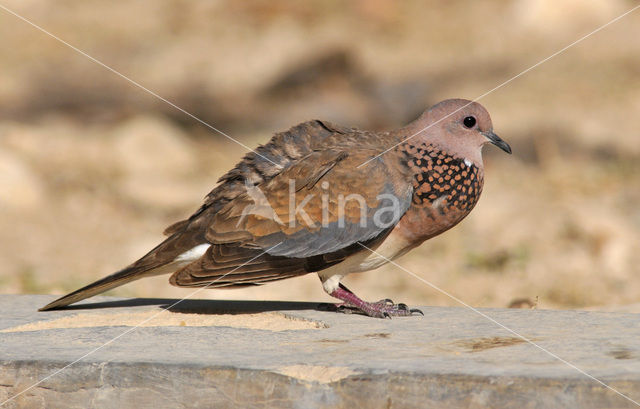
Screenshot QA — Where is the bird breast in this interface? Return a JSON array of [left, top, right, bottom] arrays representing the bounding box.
[[398, 142, 485, 242]]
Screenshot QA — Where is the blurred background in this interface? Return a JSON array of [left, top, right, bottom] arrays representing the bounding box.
[[1, 0, 639, 311]]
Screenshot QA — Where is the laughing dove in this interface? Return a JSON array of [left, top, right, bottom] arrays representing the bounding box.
[[40, 99, 511, 318]]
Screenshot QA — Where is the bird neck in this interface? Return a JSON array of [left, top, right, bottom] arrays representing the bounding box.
[[397, 120, 484, 168]]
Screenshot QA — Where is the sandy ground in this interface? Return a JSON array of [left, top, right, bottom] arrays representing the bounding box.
[[1, 0, 639, 312]]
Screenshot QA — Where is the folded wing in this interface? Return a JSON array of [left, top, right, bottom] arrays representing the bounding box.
[[170, 148, 413, 287]]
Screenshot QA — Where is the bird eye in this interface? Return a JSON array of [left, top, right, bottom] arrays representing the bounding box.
[[463, 116, 476, 128]]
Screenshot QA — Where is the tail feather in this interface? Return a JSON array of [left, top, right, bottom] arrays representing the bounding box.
[[39, 222, 210, 311], [39, 263, 178, 311]]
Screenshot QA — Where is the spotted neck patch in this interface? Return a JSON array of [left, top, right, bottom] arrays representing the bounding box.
[[400, 143, 483, 214]]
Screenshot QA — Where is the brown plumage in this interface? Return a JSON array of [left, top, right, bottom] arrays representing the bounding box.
[[40, 99, 511, 318]]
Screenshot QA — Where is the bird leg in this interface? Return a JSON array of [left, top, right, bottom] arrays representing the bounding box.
[[325, 283, 423, 319]]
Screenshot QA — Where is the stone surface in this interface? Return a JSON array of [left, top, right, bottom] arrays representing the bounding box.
[[0, 295, 639, 409]]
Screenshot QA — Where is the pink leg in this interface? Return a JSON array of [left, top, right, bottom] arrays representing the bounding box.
[[327, 284, 423, 319]]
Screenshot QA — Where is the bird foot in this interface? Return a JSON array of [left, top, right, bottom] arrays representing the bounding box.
[[322, 285, 423, 319], [336, 299, 423, 318]]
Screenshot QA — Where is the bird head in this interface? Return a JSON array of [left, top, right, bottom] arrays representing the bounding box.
[[411, 99, 511, 165]]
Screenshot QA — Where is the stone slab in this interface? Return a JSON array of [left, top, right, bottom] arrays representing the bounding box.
[[0, 295, 639, 408]]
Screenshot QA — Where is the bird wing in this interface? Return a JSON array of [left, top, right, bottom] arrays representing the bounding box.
[[169, 147, 414, 287]]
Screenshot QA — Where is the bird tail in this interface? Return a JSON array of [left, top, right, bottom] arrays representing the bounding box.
[[38, 262, 179, 311], [39, 228, 207, 311]]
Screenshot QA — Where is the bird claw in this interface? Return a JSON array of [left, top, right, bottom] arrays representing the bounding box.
[[410, 308, 424, 316]]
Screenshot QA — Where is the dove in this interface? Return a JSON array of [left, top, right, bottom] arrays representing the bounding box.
[[40, 99, 511, 318]]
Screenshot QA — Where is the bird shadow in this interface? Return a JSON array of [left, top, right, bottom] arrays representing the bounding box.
[[47, 298, 326, 315]]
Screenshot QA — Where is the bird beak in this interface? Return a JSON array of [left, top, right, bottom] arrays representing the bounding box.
[[482, 131, 512, 154]]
